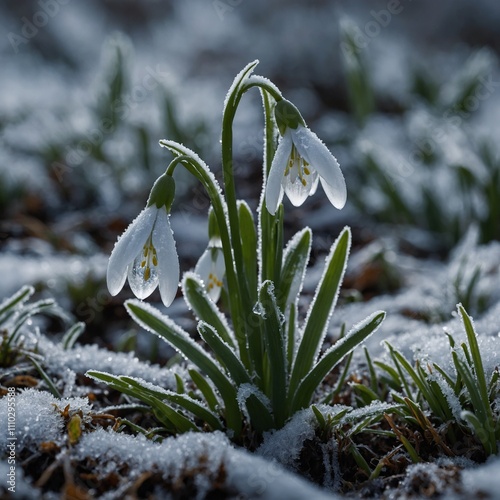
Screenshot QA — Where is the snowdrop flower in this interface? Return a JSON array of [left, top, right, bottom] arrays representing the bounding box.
[[194, 207, 225, 302], [107, 174, 179, 307], [195, 244, 225, 302], [265, 99, 347, 215]]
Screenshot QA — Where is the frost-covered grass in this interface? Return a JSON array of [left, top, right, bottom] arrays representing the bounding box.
[[2, 245, 500, 498]]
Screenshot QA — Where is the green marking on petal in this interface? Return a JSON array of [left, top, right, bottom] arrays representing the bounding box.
[[147, 173, 176, 210], [274, 99, 305, 134]]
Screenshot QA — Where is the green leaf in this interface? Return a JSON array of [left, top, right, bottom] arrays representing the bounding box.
[[244, 393, 275, 433], [87, 371, 198, 433], [349, 443, 372, 477], [311, 405, 327, 428], [125, 300, 242, 433], [289, 227, 351, 396], [291, 311, 385, 412], [189, 369, 219, 412], [339, 19, 374, 125], [0, 285, 34, 323], [374, 360, 401, 388], [461, 410, 495, 455], [62, 322, 85, 350], [257, 281, 287, 427], [238, 200, 258, 301], [364, 346, 379, 394], [197, 322, 251, 386], [286, 303, 296, 372], [457, 305, 490, 407], [120, 376, 223, 431], [28, 355, 61, 399], [353, 383, 380, 406], [385, 343, 413, 400], [182, 274, 235, 348], [149, 396, 198, 433], [389, 346, 450, 421], [277, 227, 311, 312], [10, 299, 56, 345], [174, 373, 185, 394]]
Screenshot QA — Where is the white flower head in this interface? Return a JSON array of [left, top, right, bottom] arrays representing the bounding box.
[[265, 99, 347, 215], [194, 206, 225, 302], [195, 243, 225, 302], [106, 174, 179, 307]]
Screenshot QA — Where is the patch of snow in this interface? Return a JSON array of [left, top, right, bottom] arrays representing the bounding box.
[[73, 429, 337, 499], [0, 389, 91, 451]]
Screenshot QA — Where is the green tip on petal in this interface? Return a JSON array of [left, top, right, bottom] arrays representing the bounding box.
[[147, 174, 176, 211], [274, 99, 305, 135]]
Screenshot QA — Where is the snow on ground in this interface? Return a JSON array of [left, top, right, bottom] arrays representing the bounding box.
[[0, 389, 337, 499]]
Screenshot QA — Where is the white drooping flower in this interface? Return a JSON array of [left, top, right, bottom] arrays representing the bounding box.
[[265, 99, 347, 215], [195, 244, 225, 302], [106, 174, 179, 307], [194, 206, 225, 302]]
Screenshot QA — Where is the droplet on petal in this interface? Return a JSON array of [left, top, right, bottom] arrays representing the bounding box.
[[128, 248, 159, 299]]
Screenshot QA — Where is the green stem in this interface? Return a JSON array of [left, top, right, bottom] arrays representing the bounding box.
[[221, 83, 254, 353], [258, 89, 279, 284], [220, 69, 281, 379], [161, 145, 250, 368]]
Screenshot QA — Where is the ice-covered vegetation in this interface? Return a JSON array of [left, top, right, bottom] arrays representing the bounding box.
[[2, 1, 500, 498]]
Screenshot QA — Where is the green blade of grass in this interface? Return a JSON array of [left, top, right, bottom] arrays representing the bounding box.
[[62, 322, 85, 350], [457, 305, 490, 407], [0, 285, 34, 323], [28, 355, 61, 399]]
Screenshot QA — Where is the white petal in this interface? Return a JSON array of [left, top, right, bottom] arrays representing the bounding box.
[[152, 209, 179, 307], [107, 206, 157, 296], [283, 175, 312, 206], [292, 127, 347, 209], [209, 249, 226, 302], [214, 248, 226, 280], [265, 130, 292, 215], [308, 170, 320, 196], [195, 248, 225, 302], [194, 248, 212, 284]]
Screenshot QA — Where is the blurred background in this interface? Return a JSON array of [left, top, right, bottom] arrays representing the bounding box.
[[1, 0, 500, 355]]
